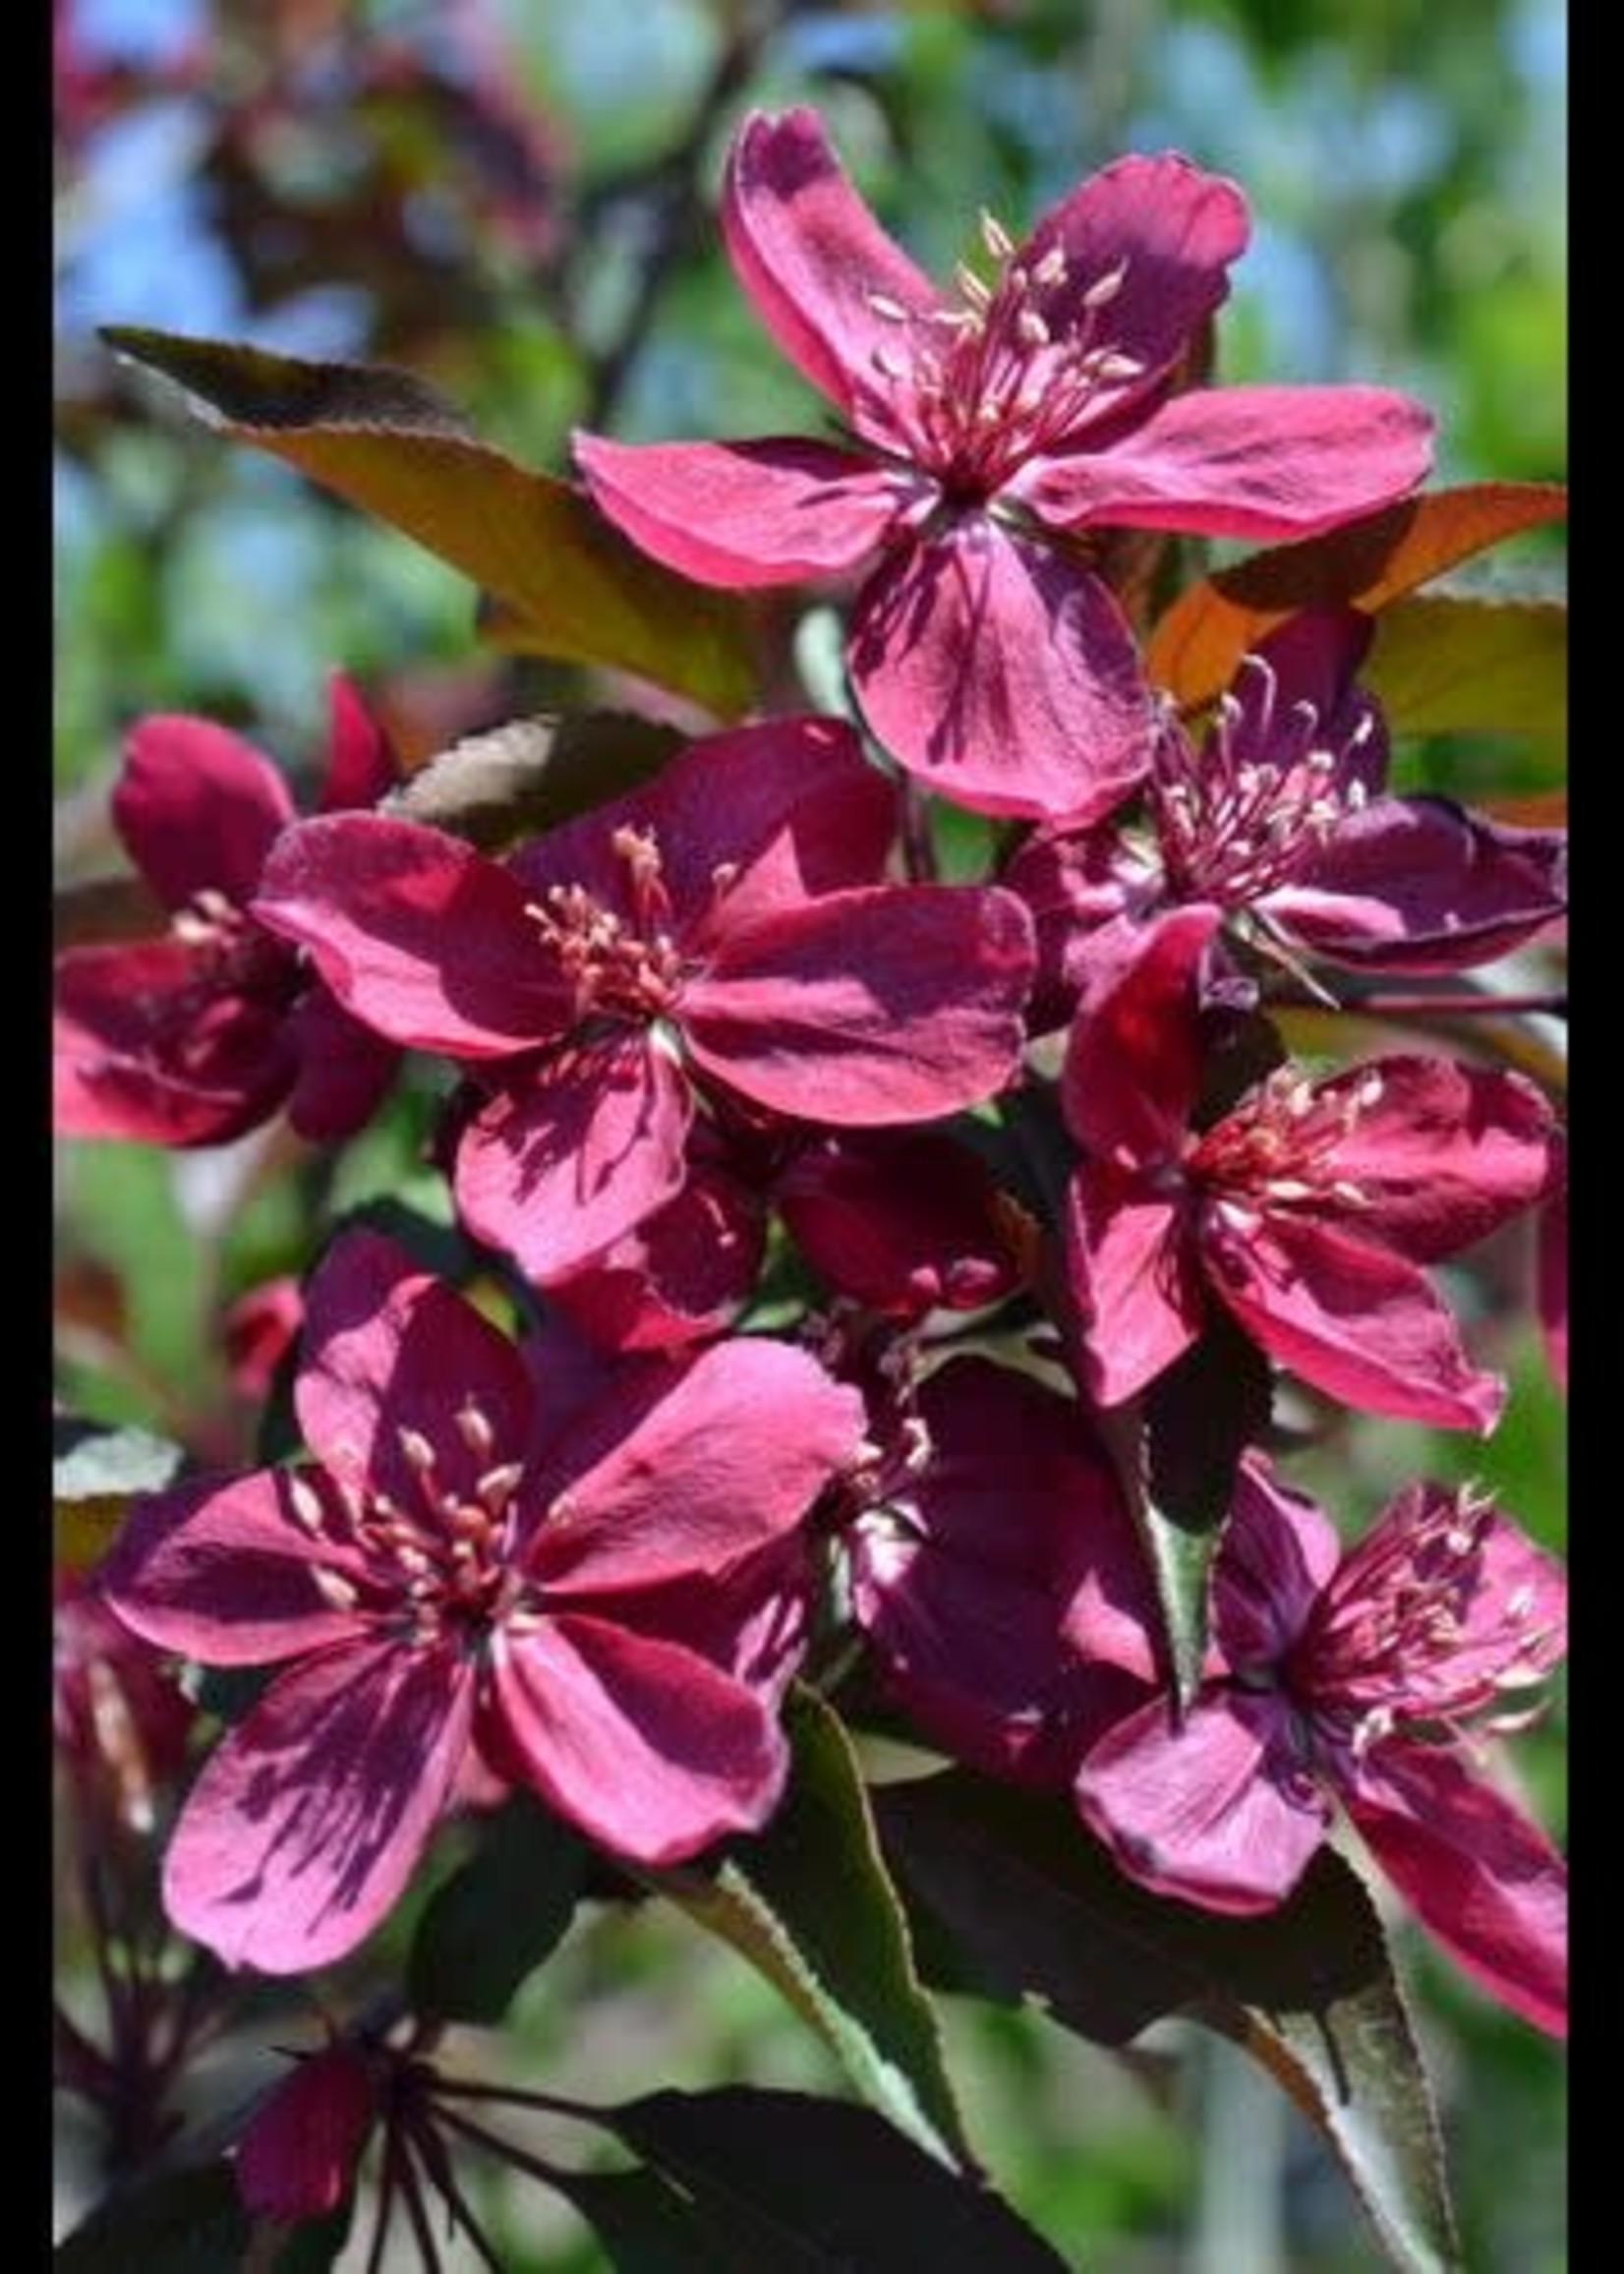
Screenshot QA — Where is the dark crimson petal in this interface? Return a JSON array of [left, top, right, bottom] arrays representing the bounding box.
[[255, 813, 573, 1056], [492, 1615, 787, 1864], [1310, 1056, 1553, 1261], [296, 1229, 536, 1508], [1209, 1454, 1342, 1671], [236, 2044, 377, 2220], [573, 433, 908, 586], [848, 522, 1154, 822], [1015, 151, 1248, 418], [1265, 797, 1567, 972], [777, 1130, 1022, 1317], [1064, 1166, 1201, 1407], [1025, 384, 1432, 540], [98, 1470, 377, 1666], [283, 987, 400, 1143], [1001, 828, 1141, 1034], [164, 1638, 474, 1972], [547, 1149, 767, 1352], [1343, 1742, 1567, 2037], [1073, 1688, 1332, 1911], [453, 1033, 693, 1282], [1203, 1206, 1503, 1431], [114, 715, 296, 909], [319, 672, 396, 812], [1060, 904, 1221, 1161], [721, 107, 941, 423], [526, 1337, 862, 1596], [682, 883, 1033, 1124]]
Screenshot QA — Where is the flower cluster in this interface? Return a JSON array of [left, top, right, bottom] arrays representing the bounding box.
[[55, 98, 1566, 2261]]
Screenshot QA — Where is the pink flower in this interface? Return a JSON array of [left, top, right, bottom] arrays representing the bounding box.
[[54, 676, 400, 1147], [1073, 1456, 1567, 2035], [253, 716, 1035, 1281], [1062, 906, 1553, 1429], [1009, 609, 1566, 1020], [100, 1230, 863, 1971], [575, 110, 1432, 820]]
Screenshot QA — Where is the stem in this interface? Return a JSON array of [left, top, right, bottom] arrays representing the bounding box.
[[1291, 986, 1566, 1021]]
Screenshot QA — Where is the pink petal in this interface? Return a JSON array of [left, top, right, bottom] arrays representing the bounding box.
[[114, 716, 295, 910], [848, 522, 1153, 821], [1343, 1742, 1567, 2036], [721, 107, 941, 422], [1073, 1688, 1331, 1911], [319, 672, 396, 813], [527, 1337, 861, 1596], [164, 1639, 475, 1971], [1204, 1207, 1504, 1430], [1015, 151, 1248, 414], [682, 883, 1033, 1123], [452, 1034, 693, 1281], [1212, 1454, 1343, 1669], [548, 1146, 765, 1353], [1064, 1167, 1201, 1406], [1267, 798, 1567, 972], [255, 814, 572, 1056], [1311, 1056, 1553, 1261], [1025, 384, 1432, 539], [492, 1615, 787, 1864], [283, 987, 400, 1142], [573, 433, 907, 587], [1001, 828, 1141, 1033], [296, 1229, 536, 1506], [776, 1129, 1021, 1316], [1060, 904, 1221, 1161], [99, 1470, 377, 1666]]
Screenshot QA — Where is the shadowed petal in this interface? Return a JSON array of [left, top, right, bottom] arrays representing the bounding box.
[[1213, 1455, 1343, 1669], [850, 523, 1154, 822], [164, 1639, 475, 1971], [1065, 1168, 1201, 1406], [114, 716, 295, 909], [319, 672, 396, 812], [548, 1148, 767, 1352], [284, 989, 399, 1142], [1060, 904, 1221, 1161]]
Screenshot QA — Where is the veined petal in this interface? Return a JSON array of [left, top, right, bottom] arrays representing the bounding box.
[[1344, 1742, 1567, 2036], [574, 433, 906, 587], [722, 107, 941, 419], [163, 1639, 474, 1971], [452, 1034, 693, 1281], [1064, 1166, 1201, 1407], [682, 883, 1033, 1123], [848, 522, 1153, 821], [1204, 1207, 1504, 1430], [114, 716, 295, 909], [1060, 904, 1221, 1161], [1073, 1688, 1331, 1911], [255, 813, 573, 1056], [493, 1615, 787, 1864], [1024, 384, 1432, 539]]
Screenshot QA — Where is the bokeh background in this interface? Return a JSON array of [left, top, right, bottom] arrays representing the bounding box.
[[54, 2, 1567, 2266]]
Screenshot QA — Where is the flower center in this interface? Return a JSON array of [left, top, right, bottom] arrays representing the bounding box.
[[523, 826, 687, 1025], [1149, 656, 1374, 908], [863, 218, 1145, 496], [150, 889, 303, 1072], [1191, 1063, 1382, 1215]]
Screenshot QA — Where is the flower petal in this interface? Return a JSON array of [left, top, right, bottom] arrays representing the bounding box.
[[682, 882, 1033, 1123], [163, 1639, 474, 1971], [318, 672, 396, 812], [1060, 904, 1222, 1161], [1064, 1167, 1201, 1407], [848, 522, 1153, 821], [237, 2043, 377, 2221], [1073, 1688, 1331, 1911], [492, 1615, 787, 1864], [548, 1145, 767, 1352], [255, 813, 572, 1056], [573, 433, 906, 586], [1026, 384, 1432, 539], [283, 987, 400, 1142], [1213, 1453, 1343, 1669], [1204, 1207, 1504, 1430], [114, 716, 295, 909], [452, 1034, 693, 1281], [1344, 1742, 1567, 2036], [776, 1129, 1022, 1316], [721, 106, 941, 419]]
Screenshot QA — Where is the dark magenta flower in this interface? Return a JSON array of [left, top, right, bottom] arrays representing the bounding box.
[[236, 2040, 377, 2223], [1061, 906, 1553, 1428], [1008, 608, 1566, 1020], [576, 110, 1432, 820], [100, 1230, 863, 1970], [54, 676, 400, 1147], [1074, 1456, 1567, 2035], [254, 716, 1035, 1281]]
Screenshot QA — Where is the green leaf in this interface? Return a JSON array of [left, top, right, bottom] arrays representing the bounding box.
[[54, 2160, 252, 2270], [407, 1796, 588, 2026], [386, 713, 685, 853], [603, 2086, 1069, 2271], [642, 1690, 973, 2170], [99, 328, 759, 722], [53, 1415, 185, 1574], [1365, 592, 1566, 740], [1146, 482, 1567, 709], [878, 1772, 1459, 2274]]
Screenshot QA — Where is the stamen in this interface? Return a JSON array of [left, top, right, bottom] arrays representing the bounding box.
[[456, 1402, 495, 1461], [313, 1566, 360, 1613], [979, 209, 1015, 261]]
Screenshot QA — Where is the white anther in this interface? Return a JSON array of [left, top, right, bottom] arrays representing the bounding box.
[[288, 1474, 326, 1535], [865, 291, 911, 321], [1089, 352, 1145, 383], [477, 1461, 525, 1511], [979, 209, 1015, 261], [1083, 261, 1129, 308], [314, 1566, 359, 1612], [1032, 245, 1069, 288], [456, 1402, 495, 1461], [398, 1429, 436, 1475], [1016, 309, 1051, 347]]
